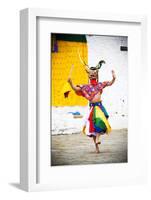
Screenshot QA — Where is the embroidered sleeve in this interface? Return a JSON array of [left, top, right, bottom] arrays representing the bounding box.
[[75, 84, 94, 101]]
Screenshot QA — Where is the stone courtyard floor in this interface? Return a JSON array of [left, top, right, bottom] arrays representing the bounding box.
[[51, 129, 127, 166]]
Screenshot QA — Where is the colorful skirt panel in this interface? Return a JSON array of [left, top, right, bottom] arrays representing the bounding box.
[[88, 102, 111, 136]]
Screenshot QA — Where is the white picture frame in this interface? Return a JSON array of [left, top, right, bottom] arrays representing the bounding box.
[[20, 8, 147, 191]]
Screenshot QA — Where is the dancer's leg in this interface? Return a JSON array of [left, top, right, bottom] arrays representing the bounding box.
[[92, 135, 100, 153], [96, 133, 101, 144]]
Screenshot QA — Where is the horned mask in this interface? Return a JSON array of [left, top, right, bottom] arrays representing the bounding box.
[[78, 50, 105, 80]]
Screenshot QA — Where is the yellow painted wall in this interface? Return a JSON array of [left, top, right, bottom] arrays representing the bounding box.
[[51, 40, 88, 106]]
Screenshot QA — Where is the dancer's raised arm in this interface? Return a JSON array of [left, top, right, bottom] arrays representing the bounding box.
[[106, 70, 116, 86], [67, 78, 81, 92]]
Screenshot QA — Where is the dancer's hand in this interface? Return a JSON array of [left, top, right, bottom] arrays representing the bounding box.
[[67, 77, 72, 84], [111, 70, 116, 79]]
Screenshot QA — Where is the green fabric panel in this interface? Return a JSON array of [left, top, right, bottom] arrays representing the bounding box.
[[95, 118, 106, 130], [93, 106, 106, 130], [93, 106, 96, 122], [53, 33, 87, 43]]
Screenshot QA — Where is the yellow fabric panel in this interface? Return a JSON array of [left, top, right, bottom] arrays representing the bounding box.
[[95, 106, 111, 134], [51, 40, 88, 106]]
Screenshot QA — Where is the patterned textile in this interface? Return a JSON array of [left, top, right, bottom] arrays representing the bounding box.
[[76, 81, 109, 101]]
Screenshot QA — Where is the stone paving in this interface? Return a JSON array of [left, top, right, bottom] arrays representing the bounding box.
[[51, 129, 127, 166]]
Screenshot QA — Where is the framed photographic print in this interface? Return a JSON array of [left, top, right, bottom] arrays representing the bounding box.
[[20, 8, 147, 191]]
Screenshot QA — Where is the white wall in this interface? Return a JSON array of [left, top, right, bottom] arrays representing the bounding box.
[[0, 0, 151, 199]]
